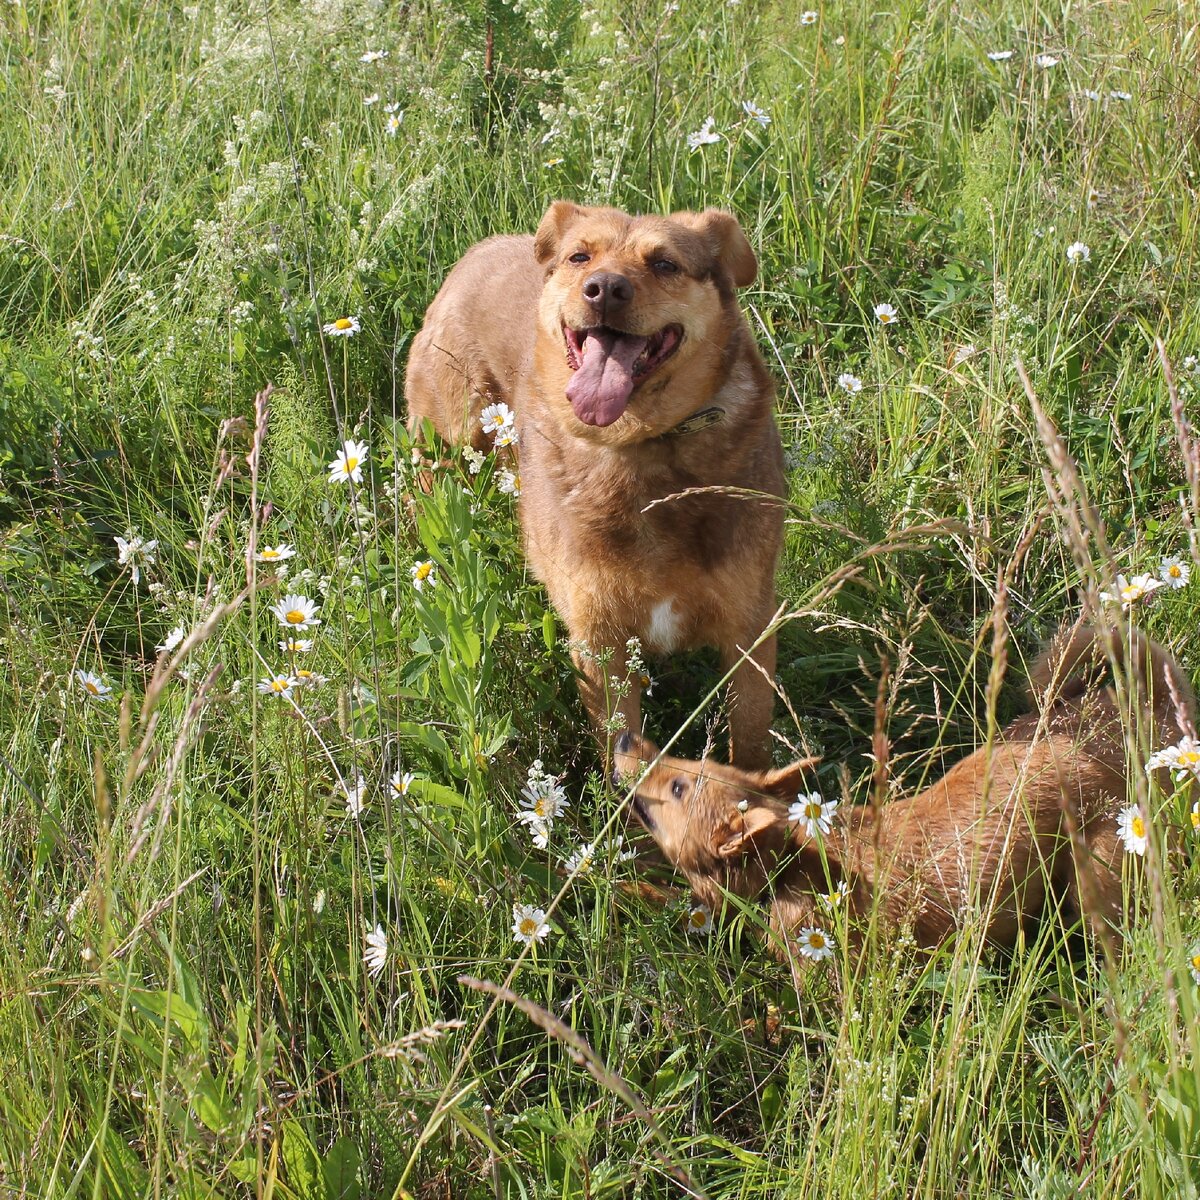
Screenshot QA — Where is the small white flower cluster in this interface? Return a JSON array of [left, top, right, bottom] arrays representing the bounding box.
[[516, 760, 570, 849], [115, 531, 159, 587], [1146, 736, 1200, 783], [686, 116, 720, 152], [1099, 557, 1189, 610], [480, 402, 518, 449], [257, 592, 329, 699]]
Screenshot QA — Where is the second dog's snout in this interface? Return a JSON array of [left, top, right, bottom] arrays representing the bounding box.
[[615, 732, 633, 754], [582, 271, 633, 308]]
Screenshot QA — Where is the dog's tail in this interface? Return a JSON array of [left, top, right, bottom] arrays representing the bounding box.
[[1029, 620, 1196, 737]]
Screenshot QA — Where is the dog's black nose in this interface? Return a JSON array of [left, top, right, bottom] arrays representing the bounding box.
[[614, 732, 632, 754], [582, 271, 633, 308]]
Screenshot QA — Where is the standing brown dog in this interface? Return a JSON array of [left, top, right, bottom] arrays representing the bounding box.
[[406, 203, 785, 765], [614, 623, 1195, 965]]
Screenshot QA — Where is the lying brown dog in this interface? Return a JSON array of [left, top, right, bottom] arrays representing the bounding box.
[[615, 623, 1195, 966], [405, 203, 784, 766]]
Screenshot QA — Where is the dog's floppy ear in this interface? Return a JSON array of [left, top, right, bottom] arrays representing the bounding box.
[[534, 201, 588, 266], [757, 758, 821, 801], [670, 209, 757, 288], [712, 805, 780, 859]]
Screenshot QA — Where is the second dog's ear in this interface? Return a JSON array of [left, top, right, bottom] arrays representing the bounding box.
[[757, 759, 821, 800], [670, 209, 758, 288], [534, 201, 588, 265], [713, 806, 779, 859]]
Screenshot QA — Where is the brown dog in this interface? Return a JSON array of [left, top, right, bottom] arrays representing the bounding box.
[[615, 623, 1195, 966], [406, 203, 785, 765]]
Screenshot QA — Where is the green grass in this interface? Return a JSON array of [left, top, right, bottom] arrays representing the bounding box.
[[4, 0, 1200, 1194]]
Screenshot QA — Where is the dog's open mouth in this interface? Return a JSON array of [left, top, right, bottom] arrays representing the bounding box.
[[629, 793, 654, 830], [562, 323, 683, 427]]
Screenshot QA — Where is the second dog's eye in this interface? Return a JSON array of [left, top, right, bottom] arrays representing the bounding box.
[[652, 259, 679, 275], [670, 779, 687, 799], [568, 251, 591, 264]]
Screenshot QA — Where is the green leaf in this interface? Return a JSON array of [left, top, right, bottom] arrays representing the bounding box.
[[282, 1120, 327, 1200], [322, 1137, 361, 1200]]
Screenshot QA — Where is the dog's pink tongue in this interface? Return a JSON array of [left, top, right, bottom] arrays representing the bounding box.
[[565, 330, 648, 426]]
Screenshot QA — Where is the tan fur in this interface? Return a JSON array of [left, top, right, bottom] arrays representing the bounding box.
[[406, 203, 785, 765], [615, 623, 1195, 967]]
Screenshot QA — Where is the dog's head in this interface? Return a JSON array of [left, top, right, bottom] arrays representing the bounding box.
[[613, 732, 826, 912], [532, 203, 758, 440]]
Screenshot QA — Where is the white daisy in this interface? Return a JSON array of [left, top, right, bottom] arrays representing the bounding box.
[[157, 625, 186, 655], [363, 93, 380, 106], [389, 770, 415, 797], [328, 439, 369, 484], [74, 670, 112, 701], [1160, 557, 1190, 589], [256, 544, 297, 563], [344, 775, 368, 818], [742, 100, 770, 127], [411, 560, 438, 591], [270, 594, 321, 630], [986, 50, 1014, 61], [291, 668, 327, 688], [1184, 356, 1200, 376], [836, 372, 863, 395], [359, 49, 388, 63], [1082, 89, 1102, 102], [1035, 54, 1060, 68], [257, 674, 296, 697], [323, 316, 361, 337], [1116, 804, 1148, 856], [873, 302, 899, 325], [479, 403, 515, 436], [278, 637, 313, 653], [386, 113, 402, 137], [364, 924, 388, 976], [685, 116, 720, 152], [1191, 800, 1199, 834], [1190, 945, 1200, 986], [115, 533, 158, 586], [496, 468, 521, 497], [491, 424, 519, 448], [1087, 187, 1101, 210], [1099, 572, 1166, 610], [384, 101, 401, 113], [797, 926, 835, 960], [517, 769, 570, 847], [1109, 90, 1132, 101], [685, 904, 714, 935], [820, 880, 850, 909], [512, 903, 551, 945], [788, 791, 839, 838], [562, 842, 596, 874], [1146, 736, 1200, 781], [952, 343, 978, 365], [1065, 241, 1091, 264], [800, 10, 818, 24]]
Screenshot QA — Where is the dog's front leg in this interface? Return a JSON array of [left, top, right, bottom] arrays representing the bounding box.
[[572, 640, 643, 765], [722, 622, 777, 769]]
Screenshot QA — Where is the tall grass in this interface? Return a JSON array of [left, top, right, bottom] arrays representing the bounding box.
[[3, 0, 1200, 1195]]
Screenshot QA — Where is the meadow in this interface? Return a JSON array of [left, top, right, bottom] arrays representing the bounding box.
[[3, 0, 1200, 1194]]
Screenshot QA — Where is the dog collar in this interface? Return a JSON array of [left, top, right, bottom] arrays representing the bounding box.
[[661, 406, 726, 438]]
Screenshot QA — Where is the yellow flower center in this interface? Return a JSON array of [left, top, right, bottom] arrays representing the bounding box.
[[1169, 564, 1183, 578], [519, 918, 537, 937], [295, 670, 313, 680], [533, 798, 547, 818], [808, 932, 827, 950], [334, 318, 353, 331], [286, 610, 306, 624], [690, 910, 707, 927], [879, 312, 892, 323], [805, 801, 822, 819], [345, 456, 359, 472], [1192, 954, 1200, 971], [271, 678, 289, 692], [85, 680, 99, 695], [415, 562, 432, 581], [1131, 815, 1146, 839], [1191, 808, 1199, 830], [1180, 751, 1200, 766], [262, 548, 280, 559]]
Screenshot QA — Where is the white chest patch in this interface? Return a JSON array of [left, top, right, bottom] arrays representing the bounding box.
[[645, 599, 682, 653]]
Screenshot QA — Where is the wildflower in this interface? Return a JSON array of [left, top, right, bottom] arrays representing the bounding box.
[[464, 446, 486, 474], [1099, 573, 1165, 610], [789, 791, 839, 838], [279, 637, 313, 653], [411, 560, 438, 591], [512, 902, 551, 944], [1082, 89, 1102, 102], [797, 926, 835, 960], [685, 904, 714, 935], [497, 468, 521, 497], [480, 402, 515, 436], [1065, 241, 1091, 264], [1087, 187, 1101, 210], [1192, 800, 1199, 833], [389, 770, 415, 797], [343, 775, 368, 818], [820, 880, 850, 909], [323, 316, 361, 337], [492, 424, 519, 449], [1190, 945, 1200, 985], [742, 100, 770, 127], [386, 113, 402, 137], [1116, 804, 1148, 856], [543, 157, 565, 168], [986, 49, 1014, 61], [271, 593, 321, 629], [363, 93, 379, 105], [1146, 736, 1200, 781], [364, 924, 388, 976], [1109, 90, 1132, 101], [1160, 557, 1190, 589], [1184, 356, 1200, 376], [384, 101, 401, 113], [256, 544, 296, 563], [292, 668, 327, 688], [328, 439, 369, 484], [800, 10, 818, 24], [359, 49, 388, 63], [1035, 54, 1059, 68], [562, 842, 596, 874], [952, 344, 978, 365], [157, 625, 186, 655], [115, 533, 158, 586], [836, 372, 863, 395], [685, 116, 720, 152], [517, 765, 570, 848], [873, 302, 899, 326], [611, 834, 637, 862], [74, 670, 112, 701], [257, 673, 296, 697]]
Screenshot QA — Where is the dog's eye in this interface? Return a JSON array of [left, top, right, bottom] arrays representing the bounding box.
[[670, 779, 687, 800], [568, 251, 591, 264], [651, 259, 679, 275]]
